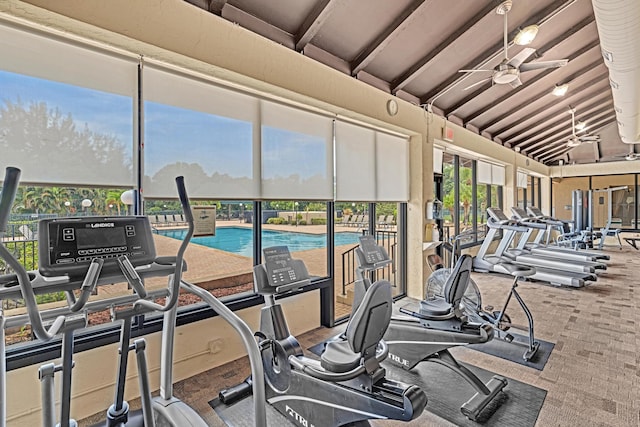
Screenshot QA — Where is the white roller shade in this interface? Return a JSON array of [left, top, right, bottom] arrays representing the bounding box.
[[517, 171, 528, 188], [0, 24, 136, 186], [335, 121, 376, 201], [375, 132, 409, 201], [142, 65, 259, 199], [433, 147, 444, 174], [492, 164, 506, 186], [0, 24, 136, 97], [261, 100, 333, 200], [477, 161, 492, 185], [478, 161, 505, 186]]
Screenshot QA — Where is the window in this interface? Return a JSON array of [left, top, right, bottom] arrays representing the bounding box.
[[374, 202, 402, 299], [334, 201, 370, 319], [145, 199, 255, 300], [517, 171, 528, 209], [441, 153, 456, 240], [0, 25, 411, 356], [592, 174, 635, 228], [0, 23, 137, 345], [458, 157, 473, 233], [261, 200, 328, 278]]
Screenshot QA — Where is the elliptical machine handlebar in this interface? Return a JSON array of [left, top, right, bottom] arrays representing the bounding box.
[[0, 167, 73, 340], [134, 176, 193, 312], [0, 167, 20, 233]]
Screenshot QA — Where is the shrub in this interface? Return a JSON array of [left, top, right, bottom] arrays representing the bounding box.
[[311, 218, 327, 225], [298, 220, 307, 226], [267, 217, 286, 225]]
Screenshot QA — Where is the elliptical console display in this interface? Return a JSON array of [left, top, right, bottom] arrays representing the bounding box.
[[38, 216, 156, 278]]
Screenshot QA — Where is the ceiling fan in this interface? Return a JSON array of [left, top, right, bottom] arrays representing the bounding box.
[[566, 107, 600, 147], [459, 0, 568, 91]]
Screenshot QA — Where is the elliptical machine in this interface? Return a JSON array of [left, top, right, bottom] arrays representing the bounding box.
[[0, 168, 266, 426], [353, 235, 507, 421], [221, 245, 427, 427]]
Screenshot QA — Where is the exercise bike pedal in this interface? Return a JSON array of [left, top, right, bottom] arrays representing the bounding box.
[[484, 305, 494, 311]]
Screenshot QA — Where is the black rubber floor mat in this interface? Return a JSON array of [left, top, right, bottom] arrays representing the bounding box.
[[209, 395, 292, 427], [468, 332, 555, 371], [307, 342, 546, 426], [386, 361, 547, 426]]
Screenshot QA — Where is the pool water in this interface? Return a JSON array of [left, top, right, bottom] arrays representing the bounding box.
[[158, 227, 360, 257]]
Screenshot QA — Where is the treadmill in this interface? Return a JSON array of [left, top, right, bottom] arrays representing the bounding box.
[[526, 206, 609, 261], [511, 207, 610, 263], [474, 208, 597, 287], [492, 207, 606, 274]]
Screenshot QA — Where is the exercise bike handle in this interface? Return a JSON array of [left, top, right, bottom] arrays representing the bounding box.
[[134, 176, 194, 312]]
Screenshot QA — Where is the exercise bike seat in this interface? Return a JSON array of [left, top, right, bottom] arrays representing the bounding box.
[[321, 279, 392, 373], [499, 262, 535, 278], [420, 255, 472, 318], [419, 297, 451, 316]]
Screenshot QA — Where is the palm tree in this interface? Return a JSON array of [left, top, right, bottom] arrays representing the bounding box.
[[105, 189, 124, 216]]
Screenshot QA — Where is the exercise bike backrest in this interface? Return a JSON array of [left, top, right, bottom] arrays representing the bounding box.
[[442, 254, 473, 309], [345, 278, 392, 355]]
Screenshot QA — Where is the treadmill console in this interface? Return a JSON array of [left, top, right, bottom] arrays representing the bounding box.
[[38, 216, 156, 278], [255, 246, 310, 294], [486, 207, 510, 222]]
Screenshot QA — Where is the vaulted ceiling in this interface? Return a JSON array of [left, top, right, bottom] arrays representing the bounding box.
[[184, 0, 631, 166]]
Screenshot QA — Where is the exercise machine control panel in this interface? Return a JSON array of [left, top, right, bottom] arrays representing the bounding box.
[[38, 216, 156, 278], [255, 246, 310, 294], [356, 235, 391, 271]]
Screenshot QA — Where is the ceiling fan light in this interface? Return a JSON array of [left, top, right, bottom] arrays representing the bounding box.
[[552, 83, 569, 96], [514, 25, 539, 45], [574, 120, 586, 131]]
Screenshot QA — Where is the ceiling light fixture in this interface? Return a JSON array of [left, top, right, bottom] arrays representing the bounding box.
[[574, 120, 586, 131], [552, 83, 569, 96], [514, 25, 539, 45]]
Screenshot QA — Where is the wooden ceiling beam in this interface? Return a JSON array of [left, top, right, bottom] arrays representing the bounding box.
[[351, 0, 428, 76], [390, 2, 497, 93], [295, 0, 340, 52]]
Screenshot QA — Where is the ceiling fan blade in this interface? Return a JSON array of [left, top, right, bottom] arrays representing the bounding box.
[[507, 47, 536, 68], [463, 77, 493, 91], [520, 59, 569, 72], [509, 77, 522, 89], [458, 69, 494, 73]]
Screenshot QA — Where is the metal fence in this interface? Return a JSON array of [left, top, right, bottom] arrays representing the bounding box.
[[341, 230, 398, 296], [0, 237, 39, 310]]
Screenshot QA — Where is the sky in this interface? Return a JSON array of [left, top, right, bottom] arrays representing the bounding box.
[[0, 70, 327, 180]]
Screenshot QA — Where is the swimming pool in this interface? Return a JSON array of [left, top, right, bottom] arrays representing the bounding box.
[[158, 227, 360, 257]]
